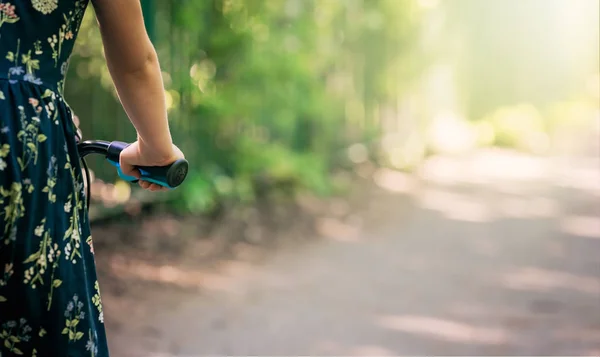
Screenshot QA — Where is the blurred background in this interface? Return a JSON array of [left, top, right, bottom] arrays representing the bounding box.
[[66, 0, 599, 355]]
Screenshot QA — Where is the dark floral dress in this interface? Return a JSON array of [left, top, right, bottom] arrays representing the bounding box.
[[0, 0, 108, 356]]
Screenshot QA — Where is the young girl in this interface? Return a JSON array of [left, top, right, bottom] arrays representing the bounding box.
[[0, 0, 183, 355]]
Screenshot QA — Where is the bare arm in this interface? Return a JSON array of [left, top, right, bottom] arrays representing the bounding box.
[[91, 0, 172, 156]]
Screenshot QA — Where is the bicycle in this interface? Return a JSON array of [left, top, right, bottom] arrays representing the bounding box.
[[76, 139, 189, 209]]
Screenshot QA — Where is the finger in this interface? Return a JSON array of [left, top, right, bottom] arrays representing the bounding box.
[[139, 180, 151, 189], [120, 162, 141, 180], [149, 183, 164, 192], [154, 184, 170, 192]]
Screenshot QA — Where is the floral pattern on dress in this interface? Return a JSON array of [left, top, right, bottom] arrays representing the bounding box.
[[0, 0, 109, 356], [31, 0, 58, 15], [0, 2, 19, 28]]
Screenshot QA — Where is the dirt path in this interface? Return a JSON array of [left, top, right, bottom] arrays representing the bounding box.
[[100, 149, 600, 356]]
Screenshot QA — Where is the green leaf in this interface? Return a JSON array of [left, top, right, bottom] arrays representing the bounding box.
[[71, 319, 79, 327], [6, 52, 14, 62], [0, 144, 9, 157], [12, 347, 23, 355], [37, 134, 47, 142], [0, 296, 6, 302], [69, 330, 75, 340], [23, 252, 40, 264], [27, 142, 36, 151], [0, 91, 4, 100], [61, 328, 69, 335], [75, 331, 84, 340], [65, 319, 71, 328], [53, 279, 62, 288], [4, 339, 11, 348], [9, 335, 19, 343], [39, 328, 47, 337]]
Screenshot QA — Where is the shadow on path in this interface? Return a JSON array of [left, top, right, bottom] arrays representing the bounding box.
[[101, 150, 600, 356]]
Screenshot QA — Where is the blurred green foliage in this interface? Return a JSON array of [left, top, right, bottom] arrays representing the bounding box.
[[65, 0, 598, 213], [65, 0, 423, 212]]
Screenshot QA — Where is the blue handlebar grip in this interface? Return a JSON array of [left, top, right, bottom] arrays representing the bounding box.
[[105, 141, 189, 189], [107, 159, 177, 189]]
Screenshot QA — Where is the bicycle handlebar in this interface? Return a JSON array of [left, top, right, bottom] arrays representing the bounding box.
[[77, 140, 189, 189]]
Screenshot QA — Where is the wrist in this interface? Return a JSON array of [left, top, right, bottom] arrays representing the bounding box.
[[137, 133, 173, 157]]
